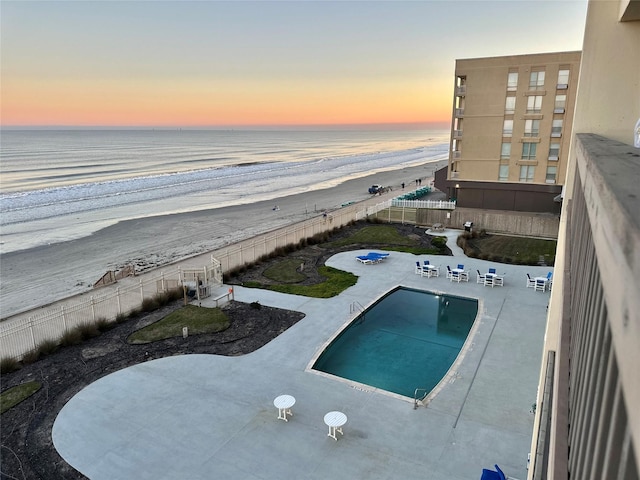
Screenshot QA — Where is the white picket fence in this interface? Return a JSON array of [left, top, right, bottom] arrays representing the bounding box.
[[391, 199, 457, 209], [0, 264, 223, 361]]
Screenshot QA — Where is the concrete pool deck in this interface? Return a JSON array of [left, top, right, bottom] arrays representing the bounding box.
[[52, 230, 553, 479]]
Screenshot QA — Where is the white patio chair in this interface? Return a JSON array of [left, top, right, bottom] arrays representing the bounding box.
[[526, 274, 536, 288]]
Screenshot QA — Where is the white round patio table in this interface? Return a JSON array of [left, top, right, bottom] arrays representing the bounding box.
[[324, 411, 347, 441], [274, 394, 295, 422]]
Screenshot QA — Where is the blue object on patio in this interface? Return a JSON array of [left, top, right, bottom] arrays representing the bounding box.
[[489, 268, 496, 274], [367, 252, 389, 258], [480, 464, 507, 480], [457, 264, 464, 270]]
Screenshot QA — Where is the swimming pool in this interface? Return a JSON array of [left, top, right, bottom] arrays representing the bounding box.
[[312, 287, 478, 398]]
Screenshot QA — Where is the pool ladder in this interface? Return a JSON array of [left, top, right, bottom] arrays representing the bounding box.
[[350, 301, 365, 324], [414, 388, 428, 409]]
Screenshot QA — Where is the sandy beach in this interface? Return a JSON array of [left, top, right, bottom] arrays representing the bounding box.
[[0, 161, 447, 319]]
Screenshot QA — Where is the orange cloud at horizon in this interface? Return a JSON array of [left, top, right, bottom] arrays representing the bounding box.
[[1, 75, 452, 127]]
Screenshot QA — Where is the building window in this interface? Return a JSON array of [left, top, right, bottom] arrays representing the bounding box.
[[549, 143, 560, 160], [507, 71, 518, 91], [505, 96, 516, 114], [501, 142, 511, 159], [499, 165, 509, 181], [552, 119, 563, 137], [519, 165, 535, 182], [554, 94, 566, 113], [557, 69, 570, 89], [503, 119, 513, 137], [527, 95, 543, 113], [529, 71, 545, 90], [546, 166, 557, 183], [524, 119, 540, 137], [522, 142, 537, 160]]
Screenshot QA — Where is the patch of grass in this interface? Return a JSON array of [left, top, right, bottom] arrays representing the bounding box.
[[250, 266, 357, 298], [127, 305, 230, 344], [467, 234, 557, 265], [324, 225, 417, 248], [1, 381, 41, 414], [262, 258, 306, 283]]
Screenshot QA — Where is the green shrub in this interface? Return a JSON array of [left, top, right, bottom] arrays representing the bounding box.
[[431, 236, 447, 249], [0, 357, 21, 374], [115, 312, 128, 324], [141, 297, 160, 312], [21, 349, 40, 365], [127, 307, 141, 318], [36, 339, 59, 356], [250, 301, 262, 310], [95, 317, 114, 332], [60, 328, 84, 347], [77, 322, 101, 339]]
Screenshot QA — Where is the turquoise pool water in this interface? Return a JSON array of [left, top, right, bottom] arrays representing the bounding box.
[[312, 287, 478, 398]]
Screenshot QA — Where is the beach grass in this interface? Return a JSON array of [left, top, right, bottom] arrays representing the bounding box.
[[127, 305, 230, 344], [245, 266, 357, 298], [1, 381, 41, 414]]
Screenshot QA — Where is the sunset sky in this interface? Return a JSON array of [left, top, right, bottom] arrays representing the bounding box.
[[1, 1, 588, 129]]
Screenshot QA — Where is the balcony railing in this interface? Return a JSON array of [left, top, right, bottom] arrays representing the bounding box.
[[455, 85, 466, 96], [455, 108, 465, 117], [453, 130, 463, 139]]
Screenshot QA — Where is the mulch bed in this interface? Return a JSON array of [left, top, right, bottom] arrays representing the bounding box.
[[0, 221, 448, 480]]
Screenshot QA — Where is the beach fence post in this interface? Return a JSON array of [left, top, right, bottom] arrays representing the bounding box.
[[116, 287, 122, 315], [28, 317, 36, 351], [90, 296, 96, 322], [161, 272, 165, 292], [61, 305, 67, 332], [139, 279, 144, 302]]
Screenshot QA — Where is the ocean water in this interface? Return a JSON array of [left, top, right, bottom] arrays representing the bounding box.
[[0, 129, 449, 254]]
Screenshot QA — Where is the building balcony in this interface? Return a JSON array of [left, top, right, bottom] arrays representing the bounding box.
[[551, 132, 563, 138], [450, 171, 460, 179], [556, 83, 568, 90], [548, 155, 559, 161], [453, 151, 461, 159], [554, 108, 566, 114], [453, 130, 463, 139], [455, 85, 466, 96], [455, 108, 465, 117]]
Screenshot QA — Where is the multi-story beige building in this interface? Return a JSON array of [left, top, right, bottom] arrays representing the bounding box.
[[437, 51, 581, 213], [528, 1, 640, 479]]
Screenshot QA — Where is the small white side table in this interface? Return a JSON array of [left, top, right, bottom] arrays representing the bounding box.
[[324, 411, 347, 441], [274, 394, 295, 422]]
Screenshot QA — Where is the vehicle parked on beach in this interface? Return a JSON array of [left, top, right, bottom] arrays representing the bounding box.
[[368, 184, 389, 194]]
